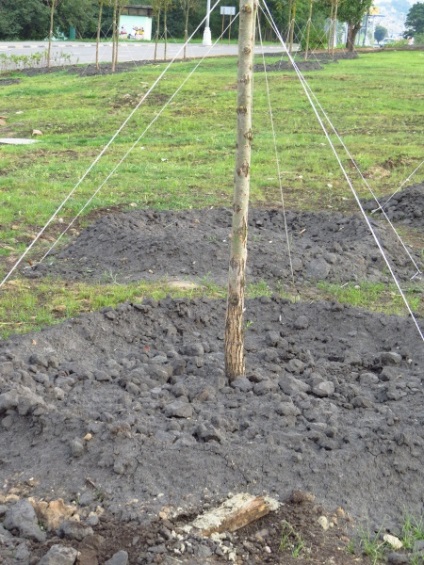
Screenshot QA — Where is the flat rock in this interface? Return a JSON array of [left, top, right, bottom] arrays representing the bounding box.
[[3, 499, 46, 542]]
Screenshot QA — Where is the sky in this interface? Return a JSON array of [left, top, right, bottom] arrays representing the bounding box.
[[372, 0, 413, 36]]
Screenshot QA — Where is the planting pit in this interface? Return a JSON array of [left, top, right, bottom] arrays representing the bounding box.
[[1, 185, 423, 563]]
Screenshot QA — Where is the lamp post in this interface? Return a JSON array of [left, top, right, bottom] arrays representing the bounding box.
[[202, 0, 212, 45]]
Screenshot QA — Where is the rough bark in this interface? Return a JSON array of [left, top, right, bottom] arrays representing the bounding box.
[[224, 0, 256, 381], [346, 23, 361, 51]]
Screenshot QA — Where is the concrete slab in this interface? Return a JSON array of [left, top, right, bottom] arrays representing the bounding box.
[[0, 138, 38, 145]]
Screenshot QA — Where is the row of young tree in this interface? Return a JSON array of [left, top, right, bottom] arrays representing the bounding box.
[[2, 0, 421, 53]]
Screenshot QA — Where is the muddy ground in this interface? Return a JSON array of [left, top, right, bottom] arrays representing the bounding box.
[[0, 185, 423, 564]]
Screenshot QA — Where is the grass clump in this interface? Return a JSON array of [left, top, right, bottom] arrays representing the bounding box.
[[317, 281, 423, 317], [0, 277, 222, 338], [279, 519, 308, 558], [348, 515, 424, 564]]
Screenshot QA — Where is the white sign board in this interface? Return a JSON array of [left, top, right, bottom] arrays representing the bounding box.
[[119, 15, 152, 41], [220, 6, 236, 16]]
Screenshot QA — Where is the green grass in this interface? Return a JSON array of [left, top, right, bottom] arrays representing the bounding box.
[[317, 281, 423, 316], [0, 50, 423, 336], [279, 519, 308, 558], [0, 276, 278, 338], [349, 514, 424, 564]]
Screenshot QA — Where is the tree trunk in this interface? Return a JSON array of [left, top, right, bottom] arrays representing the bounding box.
[[154, 10, 161, 61], [111, 0, 118, 72], [224, 0, 257, 381], [183, 9, 189, 59], [47, 0, 56, 69], [164, 8, 168, 60], [285, 0, 293, 43], [96, 0, 103, 70], [288, 0, 297, 54], [346, 23, 360, 52], [304, 0, 314, 60], [331, 0, 338, 55]]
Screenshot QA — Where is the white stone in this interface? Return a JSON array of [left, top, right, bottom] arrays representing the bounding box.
[[383, 534, 403, 550]]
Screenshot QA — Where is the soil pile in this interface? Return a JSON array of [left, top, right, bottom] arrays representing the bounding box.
[[362, 183, 424, 229], [24, 207, 422, 287], [1, 184, 423, 563], [0, 297, 423, 562]]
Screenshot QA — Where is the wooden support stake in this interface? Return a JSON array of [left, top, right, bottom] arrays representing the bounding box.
[[191, 493, 279, 536]]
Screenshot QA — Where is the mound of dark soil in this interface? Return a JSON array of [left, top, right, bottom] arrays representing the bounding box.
[[362, 183, 424, 229], [24, 207, 422, 286], [0, 78, 21, 86], [2, 185, 424, 563], [0, 297, 423, 562], [254, 51, 358, 73], [254, 60, 324, 72]]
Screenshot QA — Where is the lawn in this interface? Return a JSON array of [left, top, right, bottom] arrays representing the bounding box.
[[0, 49, 423, 336]]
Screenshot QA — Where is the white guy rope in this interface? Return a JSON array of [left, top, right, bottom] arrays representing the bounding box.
[[37, 15, 239, 263], [260, 0, 424, 343], [0, 0, 221, 290], [256, 12, 296, 288], [371, 158, 424, 214], [296, 73, 422, 278]]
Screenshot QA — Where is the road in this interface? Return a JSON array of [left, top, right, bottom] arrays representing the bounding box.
[[0, 40, 285, 69]]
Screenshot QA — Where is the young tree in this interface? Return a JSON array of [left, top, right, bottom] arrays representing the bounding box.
[[337, 0, 373, 51], [46, 0, 60, 68], [328, 0, 339, 53], [225, 0, 257, 380], [304, 0, 315, 59], [151, 0, 173, 60], [110, 0, 126, 72], [111, 0, 119, 71], [96, 0, 105, 70], [374, 24, 387, 44], [179, 0, 199, 58], [162, 0, 174, 59], [287, 0, 297, 53], [404, 2, 424, 37]]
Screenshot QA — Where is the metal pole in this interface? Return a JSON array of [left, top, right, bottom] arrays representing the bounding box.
[[202, 0, 212, 45]]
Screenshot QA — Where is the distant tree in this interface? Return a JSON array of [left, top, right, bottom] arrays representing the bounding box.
[[404, 2, 424, 37], [374, 24, 388, 44], [337, 0, 373, 51], [0, 0, 48, 40], [55, 0, 97, 37]]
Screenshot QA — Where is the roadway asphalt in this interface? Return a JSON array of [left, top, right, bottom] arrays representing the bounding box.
[[0, 40, 285, 68]]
